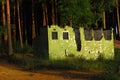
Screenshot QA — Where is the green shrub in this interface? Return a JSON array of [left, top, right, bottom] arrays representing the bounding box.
[[98, 72, 120, 80], [9, 55, 34, 70], [115, 48, 120, 61], [0, 42, 7, 55], [13, 41, 33, 54]]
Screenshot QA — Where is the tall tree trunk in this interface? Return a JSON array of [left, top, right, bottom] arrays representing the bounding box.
[[6, 0, 13, 55], [112, 12, 117, 39], [103, 11, 106, 29], [101, 0, 106, 29], [23, 15, 28, 45], [2, 1, 7, 43], [13, 3, 16, 43], [51, 0, 55, 25], [17, 0, 23, 47], [116, 0, 120, 39], [2, 1, 6, 26], [93, 5, 98, 27], [32, 0, 36, 40], [45, 3, 48, 26], [69, 16, 72, 27], [55, 0, 58, 25], [42, 3, 47, 26]]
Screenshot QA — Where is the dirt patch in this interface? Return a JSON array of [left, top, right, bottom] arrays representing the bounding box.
[[0, 60, 102, 80], [114, 40, 120, 48]]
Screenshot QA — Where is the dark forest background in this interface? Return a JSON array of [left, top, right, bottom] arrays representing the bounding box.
[[0, 0, 120, 55]]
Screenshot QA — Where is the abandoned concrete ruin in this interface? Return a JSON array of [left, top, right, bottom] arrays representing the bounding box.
[[33, 25, 114, 60]]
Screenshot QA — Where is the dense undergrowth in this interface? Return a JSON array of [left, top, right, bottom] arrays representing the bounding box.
[[5, 48, 120, 80]]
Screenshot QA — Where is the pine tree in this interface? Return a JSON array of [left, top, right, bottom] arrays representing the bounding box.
[[6, 0, 13, 55]]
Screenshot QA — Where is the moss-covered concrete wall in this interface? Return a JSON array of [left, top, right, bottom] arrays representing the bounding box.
[[79, 28, 114, 60], [48, 25, 114, 60], [48, 25, 77, 59]]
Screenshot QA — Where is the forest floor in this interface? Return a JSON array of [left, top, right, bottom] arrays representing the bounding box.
[[0, 40, 119, 80], [0, 60, 102, 80]]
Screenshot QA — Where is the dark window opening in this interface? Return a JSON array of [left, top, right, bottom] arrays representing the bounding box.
[[103, 30, 112, 40], [84, 29, 93, 40], [63, 32, 69, 40], [94, 29, 102, 41], [52, 32, 58, 40]]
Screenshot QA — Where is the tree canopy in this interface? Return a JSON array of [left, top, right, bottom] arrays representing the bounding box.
[[57, 0, 116, 28], [58, 0, 94, 28], [90, 0, 116, 27]]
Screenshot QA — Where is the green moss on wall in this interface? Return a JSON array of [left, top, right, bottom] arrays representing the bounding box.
[[48, 25, 114, 60]]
